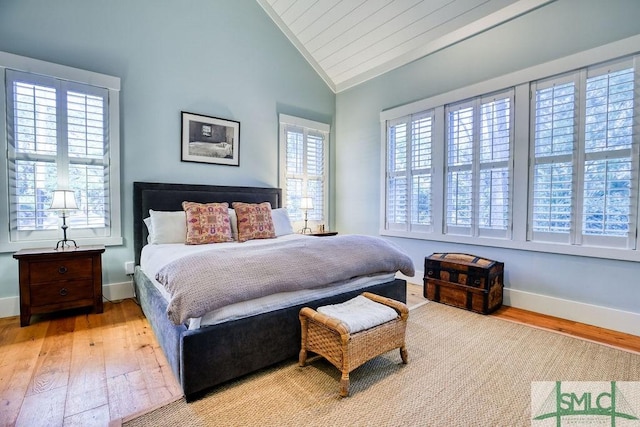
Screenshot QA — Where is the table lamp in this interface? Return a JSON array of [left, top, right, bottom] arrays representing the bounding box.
[[50, 190, 79, 250], [300, 197, 313, 234]]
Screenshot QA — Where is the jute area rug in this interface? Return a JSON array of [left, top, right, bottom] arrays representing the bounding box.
[[120, 302, 640, 426]]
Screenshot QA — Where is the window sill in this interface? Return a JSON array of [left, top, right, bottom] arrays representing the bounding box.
[[380, 229, 640, 263]]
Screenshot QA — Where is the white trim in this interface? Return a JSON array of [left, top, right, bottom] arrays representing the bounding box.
[[380, 34, 640, 262], [399, 271, 639, 336], [0, 50, 120, 90], [258, 0, 553, 93], [380, 34, 640, 121], [278, 114, 330, 132], [0, 51, 122, 253], [104, 280, 135, 302], [503, 288, 640, 337], [0, 294, 20, 319], [278, 114, 331, 229], [334, 0, 555, 92], [0, 280, 135, 319], [381, 228, 640, 262]]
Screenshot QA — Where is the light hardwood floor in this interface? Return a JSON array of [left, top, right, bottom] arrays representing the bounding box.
[[0, 299, 181, 427], [1, 285, 638, 426]]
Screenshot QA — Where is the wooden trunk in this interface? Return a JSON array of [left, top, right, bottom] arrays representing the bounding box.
[[423, 253, 504, 314]]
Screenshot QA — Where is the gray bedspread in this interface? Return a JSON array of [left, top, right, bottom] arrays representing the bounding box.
[[155, 235, 415, 324]]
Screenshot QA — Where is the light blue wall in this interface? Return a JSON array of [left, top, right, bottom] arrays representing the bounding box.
[[0, 0, 335, 298], [1, 0, 639, 323], [335, 0, 640, 314]]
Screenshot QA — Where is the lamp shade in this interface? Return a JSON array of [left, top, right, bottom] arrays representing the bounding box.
[[49, 190, 78, 211], [300, 197, 313, 210]]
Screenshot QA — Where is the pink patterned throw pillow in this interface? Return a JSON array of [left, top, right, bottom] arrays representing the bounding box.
[[232, 202, 276, 242], [182, 201, 233, 244]]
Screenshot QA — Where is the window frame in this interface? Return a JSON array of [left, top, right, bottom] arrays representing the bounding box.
[[385, 110, 435, 234], [444, 89, 515, 239], [379, 34, 640, 262], [0, 51, 122, 252], [278, 114, 330, 229]]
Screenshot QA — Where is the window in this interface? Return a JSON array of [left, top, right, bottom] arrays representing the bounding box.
[[529, 78, 575, 240], [278, 114, 329, 226], [380, 35, 640, 261], [386, 111, 434, 232], [445, 91, 513, 238], [529, 59, 638, 249], [1, 51, 121, 251]]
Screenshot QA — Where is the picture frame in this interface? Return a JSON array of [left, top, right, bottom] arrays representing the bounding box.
[[181, 112, 240, 166]]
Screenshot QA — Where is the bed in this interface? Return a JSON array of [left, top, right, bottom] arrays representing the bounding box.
[[132, 181, 409, 401]]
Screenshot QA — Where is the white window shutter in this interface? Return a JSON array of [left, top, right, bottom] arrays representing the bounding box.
[[7, 70, 111, 242], [279, 115, 329, 226]]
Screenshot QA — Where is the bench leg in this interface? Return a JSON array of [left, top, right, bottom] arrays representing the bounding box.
[[340, 372, 350, 397], [400, 346, 408, 364], [299, 349, 307, 367]]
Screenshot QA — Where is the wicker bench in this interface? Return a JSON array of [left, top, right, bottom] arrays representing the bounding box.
[[298, 292, 409, 397]]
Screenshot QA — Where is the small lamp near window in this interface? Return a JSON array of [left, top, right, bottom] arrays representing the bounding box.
[[49, 190, 79, 250], [300, 197, 313, 234]]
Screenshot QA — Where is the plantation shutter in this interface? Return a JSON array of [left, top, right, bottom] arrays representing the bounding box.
[[445, 91, 513, 238], [445, 102, 474, 235], [279, 115, 329, 225], [305, 131, 325, 221], [529, 58, 637, 249], [529, 76, 577, 244], [284, 126, 305, 221], [385, 111, 434, 232], [580, 59, 637, 249], [478, 92, 513, 237], [6, 69, 110, 243], [386, 118, 408, 230], [410, 113, 433, 231]]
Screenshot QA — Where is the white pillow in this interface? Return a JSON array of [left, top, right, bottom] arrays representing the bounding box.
[[148, 210, 187, 244], [272, 208, 294, 236], [143, 217, 153, 243]]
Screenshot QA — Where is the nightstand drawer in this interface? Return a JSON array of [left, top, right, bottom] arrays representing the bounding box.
[[30, 280, 95, 307], [29, 257, 93, 284]]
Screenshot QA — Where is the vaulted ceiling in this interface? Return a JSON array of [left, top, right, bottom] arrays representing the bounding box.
[[257, 0, 554, 92]]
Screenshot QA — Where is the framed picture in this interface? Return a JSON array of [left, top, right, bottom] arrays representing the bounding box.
[[181, 112, 240, 166]]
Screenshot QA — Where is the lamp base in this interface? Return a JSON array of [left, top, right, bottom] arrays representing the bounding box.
[[299, 210, 312, 234], [55, 212, 78, 250], [55, 239, 78, 250]]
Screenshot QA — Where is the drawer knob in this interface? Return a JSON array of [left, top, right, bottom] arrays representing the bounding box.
[[427, 270, 434, 276], [58, 266, 68, 274], [59, 288, 68, 296]]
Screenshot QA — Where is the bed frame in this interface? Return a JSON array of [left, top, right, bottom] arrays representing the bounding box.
[[132, 181, 407, 400]]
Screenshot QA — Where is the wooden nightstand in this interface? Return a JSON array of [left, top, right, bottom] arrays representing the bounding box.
[[13, 245, 105, 326], [308, 231, 338, 237]]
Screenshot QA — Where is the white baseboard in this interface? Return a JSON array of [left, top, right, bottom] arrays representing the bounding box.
[[0, 280, 135, 319], [399, 270, 639, 337], [0, 294, 19, 319], [503, 288, 640, 337], [103, 280, 136, 302]]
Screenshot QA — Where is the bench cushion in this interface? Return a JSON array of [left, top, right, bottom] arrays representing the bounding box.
[[317, 295, 398, 333]]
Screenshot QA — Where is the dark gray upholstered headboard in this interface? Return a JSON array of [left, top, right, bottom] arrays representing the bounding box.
[[133, 182, 282, 265]]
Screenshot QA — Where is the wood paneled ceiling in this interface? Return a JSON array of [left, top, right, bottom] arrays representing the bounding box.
[[257, 0, 554, 92]]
